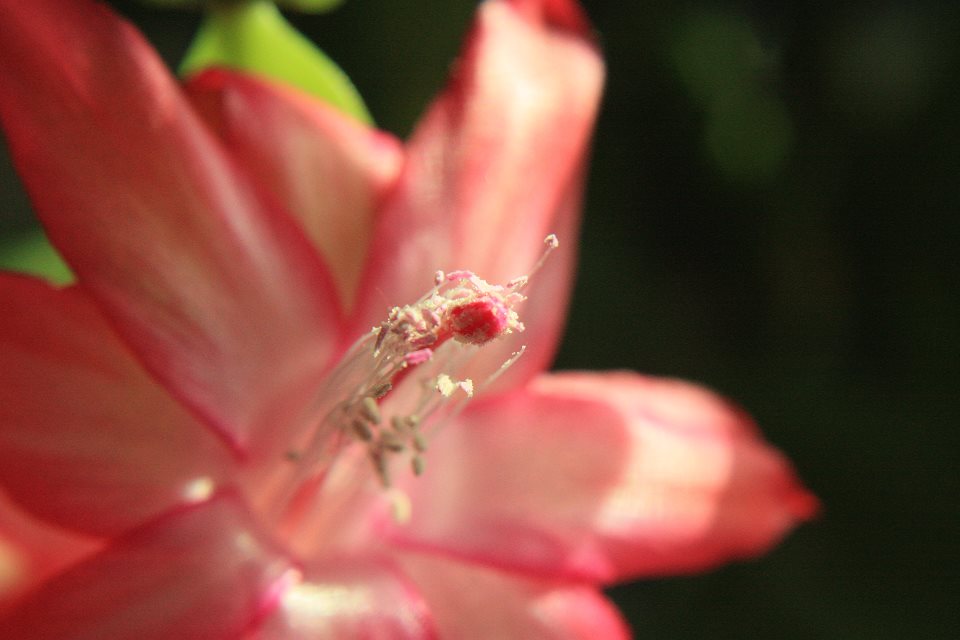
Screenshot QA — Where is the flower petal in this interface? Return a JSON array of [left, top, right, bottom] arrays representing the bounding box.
[[0, 491, 100, 610], [186, 69, 404, 310], [398, 553, 629, 640], [0, 0, 342, 452], [0, 274, 232, 536], [393, 371, 818, 582], [0, 493, 294, 639], [256, 557, 436, 639], [353, 0, 604, 382]]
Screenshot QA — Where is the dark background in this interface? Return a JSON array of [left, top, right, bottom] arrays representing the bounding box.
[[2, 1, 958, 638]]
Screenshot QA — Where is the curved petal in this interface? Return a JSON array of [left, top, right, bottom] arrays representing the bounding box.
[[353, 0, 604, 384], [0, 274, 232, 536], [0, 493, 294, 640], [0, 492, 101, 611], [186, 69, 404, 310], [506, 0, 594, 33], [256, 557, 436, 639], [0, 0, 342, 452], [398, 553, 629, 640], [392, 371, 818, 582]]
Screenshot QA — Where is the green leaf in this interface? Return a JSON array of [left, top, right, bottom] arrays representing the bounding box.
[[139, 0, 345, 14], [179, 0, 372, 124], [0, 229, 74, 285], [276, 0, 344, 12]]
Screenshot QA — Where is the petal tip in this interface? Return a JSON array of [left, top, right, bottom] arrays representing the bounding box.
[[504, 0, 597, 40], [788, 485, 822, 522]]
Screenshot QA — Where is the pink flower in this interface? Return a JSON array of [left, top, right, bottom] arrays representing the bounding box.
[[0, 0, 818, 637]]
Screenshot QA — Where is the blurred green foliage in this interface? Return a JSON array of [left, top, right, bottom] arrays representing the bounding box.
[[0, 229, 72, 285], [670, 10, 793, 183], [1, 1, 957, 638], [139, 0, 344, 12], [180, 0, 372, 123]]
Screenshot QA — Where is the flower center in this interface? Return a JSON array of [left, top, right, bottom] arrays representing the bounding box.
[[327, 265, 528, 487], [274, 236, 557, 529]]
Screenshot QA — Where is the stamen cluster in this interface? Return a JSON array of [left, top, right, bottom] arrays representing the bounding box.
[[375, 269, 526, 359], [289, 236, 557, 496], [336, 270, 526, 486]]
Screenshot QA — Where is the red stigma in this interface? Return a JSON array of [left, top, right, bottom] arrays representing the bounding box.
[[446, 296, 509, 345]]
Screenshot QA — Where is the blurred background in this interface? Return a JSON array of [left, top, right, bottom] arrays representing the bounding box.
[[2, 0, 958, 638]]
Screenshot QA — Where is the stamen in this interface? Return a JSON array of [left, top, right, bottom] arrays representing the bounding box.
[[371, 448, 391, 487], [387, 488, 412, 523], [280, 235, 560, 515], [370, 382, 393, 399], [477, 346, 527, 394], [512, 233, 559, 292], [411, 455, 426, 476], [350, 419, 373, 442], [381, 432, 405, 452], [359, 397, 381, 424], [412, 432, 428, 453]]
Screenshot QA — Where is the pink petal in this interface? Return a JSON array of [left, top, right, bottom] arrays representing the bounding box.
[[398, 553, 629, 640], [0, 493, 293, 639], [0, 274, 232, 536], [186, 69, 404, 311], [353, 0, 604, 383], [0, 491, 101, 611], [255, 557, 436, 639], [392, 371, 818, 582], [0, 0, 342, 452], [506, 0, 593, 33]]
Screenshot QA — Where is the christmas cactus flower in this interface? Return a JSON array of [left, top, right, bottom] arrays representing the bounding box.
[[0, 0, 818, 637]]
